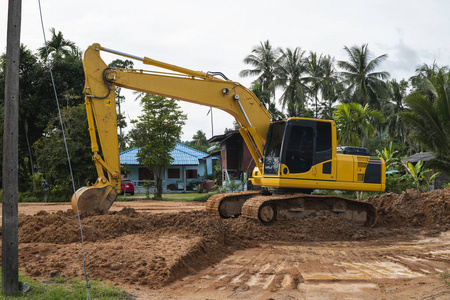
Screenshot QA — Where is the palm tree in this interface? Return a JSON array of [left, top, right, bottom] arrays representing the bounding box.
[[337, 44, 390, 109], [38, 28, 77, 60], [403, 67, 450, 175], [251, 82, 285, 118], [304, 52, 324, 118], [273, 47, 309, 115], [410, 62, 443, 87], [318, 55, 341, 119], [382, 79, 408, 142], [334, 102, 385, 147], [239, 40, 280, 100]]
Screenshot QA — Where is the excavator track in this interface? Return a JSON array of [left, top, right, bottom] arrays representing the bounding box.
[[206, 191, 376, 226], [241, 193, 376, 225], [205, 190, 263, 218]]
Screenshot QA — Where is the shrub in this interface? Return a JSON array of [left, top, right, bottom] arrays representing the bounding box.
[[385, 173, 415, 194], [167, 183, 177, 191]]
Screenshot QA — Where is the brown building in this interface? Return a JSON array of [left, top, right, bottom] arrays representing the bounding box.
[[208, 130, 256, 184]]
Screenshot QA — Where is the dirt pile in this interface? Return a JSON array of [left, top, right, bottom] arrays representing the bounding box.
[[368, 187, 450, 230], [6, 187, 450, 291]]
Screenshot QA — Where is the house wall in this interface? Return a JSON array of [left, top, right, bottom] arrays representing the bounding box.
[[435, 172, 450, 189], [219, 133, 255, 180], [165, 164, 205, 187], [242, 142, 256, 173], [123, 163, 206, 192], [206, 157, 213, 175]]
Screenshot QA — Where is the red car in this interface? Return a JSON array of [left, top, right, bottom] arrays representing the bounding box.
[[120, 179, 135, 195]]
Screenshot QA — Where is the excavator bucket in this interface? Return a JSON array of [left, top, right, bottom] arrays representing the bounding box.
[[71, 185, 117, 214]]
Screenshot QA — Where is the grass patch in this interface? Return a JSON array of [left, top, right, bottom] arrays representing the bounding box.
[[116, 192, 216, 202], [0, 272, 132, 299], [442, 271, 450, 286]]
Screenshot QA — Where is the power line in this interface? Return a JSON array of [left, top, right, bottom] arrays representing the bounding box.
[[37, 1, 91, 298]]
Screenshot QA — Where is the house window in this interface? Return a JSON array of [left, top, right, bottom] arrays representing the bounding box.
[[139, 168, 154, 180], [168, 168, 180, 178], [186, 169, 197, 179]]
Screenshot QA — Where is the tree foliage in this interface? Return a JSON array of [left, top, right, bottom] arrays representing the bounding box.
[[0, 38, 84, 190], [239, 40, 280, 99], [334, 102, 385, 147], [33, 104, 96, 193], [403, 67, 450, 175], [38, 28, 78, 60], [185, 130, 209, 152], [129, 95, 187, 199], [338, 44, 390, 109], [108, 59, 134, 151]]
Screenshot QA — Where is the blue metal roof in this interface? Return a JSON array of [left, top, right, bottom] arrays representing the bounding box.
[[120, 143, 213, 166]]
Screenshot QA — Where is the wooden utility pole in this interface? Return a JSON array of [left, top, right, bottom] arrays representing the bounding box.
[[2, 0, 21, 295]]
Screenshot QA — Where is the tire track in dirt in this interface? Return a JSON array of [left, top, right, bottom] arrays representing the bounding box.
[[154, 232, 450, 299]]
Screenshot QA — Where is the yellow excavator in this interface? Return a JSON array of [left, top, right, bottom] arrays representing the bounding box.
[[72, 43, 385, 225]]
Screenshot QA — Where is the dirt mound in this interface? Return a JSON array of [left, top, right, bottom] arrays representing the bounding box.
[[10, 188, 450, 290], [368, 187, 450, 230]]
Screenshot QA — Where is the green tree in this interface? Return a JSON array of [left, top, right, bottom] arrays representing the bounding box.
[[251, 82, 285, 119], [273, 47, 309, 115], [383, 79, 408, 142], [34, 104, 96, 193], [334, 102, 385, 147], [108, 59, 134, 152], [187, 130, 209, 152], [318, 56, 342, 119], [239, 40, 280, 100], [304, 52, 325, 118], [129, 95, 187, 199], [338, 44, 389, 109], [38, 28, 78, 60], [0, 42, 84, 191], [403, 67, 450, 176]]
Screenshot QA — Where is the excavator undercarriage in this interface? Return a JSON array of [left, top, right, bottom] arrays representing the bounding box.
[[206, 191, 376, 226]]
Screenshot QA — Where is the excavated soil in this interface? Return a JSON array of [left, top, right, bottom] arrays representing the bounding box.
[[1, 188, 450, 299]]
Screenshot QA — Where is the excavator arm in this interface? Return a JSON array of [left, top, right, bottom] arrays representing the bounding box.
[[72, 43, 272, 213]]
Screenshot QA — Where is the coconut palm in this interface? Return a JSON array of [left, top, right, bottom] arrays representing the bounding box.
[[273, 47, 309, 114], [251, 82, 285, 119], [410, 62, 442, 87], [318, 55, 341, 119], [304, 52, 325, 118], [337, 44, 390, 109], [38, 28, 77, 60], [383, 79, 408, 142], [403, 67, 450, 175], [239, 40, 280, 100]]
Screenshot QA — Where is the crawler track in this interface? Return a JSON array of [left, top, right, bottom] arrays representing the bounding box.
[[242, 193, 377, 225], [207, 191, 376, 225], [205, 190, 262, 218]]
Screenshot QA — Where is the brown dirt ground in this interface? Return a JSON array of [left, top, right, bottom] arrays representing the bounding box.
[[1, 189, 450, 299]]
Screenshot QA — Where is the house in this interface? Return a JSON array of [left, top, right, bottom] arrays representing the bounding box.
[[402, 152, 449, 189], [120, 143, 216, 193], [208, 130, 255, 186]]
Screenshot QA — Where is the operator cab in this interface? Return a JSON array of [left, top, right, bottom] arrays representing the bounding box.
[[263, 118, 333, 176]]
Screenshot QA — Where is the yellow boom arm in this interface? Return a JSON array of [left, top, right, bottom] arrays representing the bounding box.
[[72, 43, 272, 213]]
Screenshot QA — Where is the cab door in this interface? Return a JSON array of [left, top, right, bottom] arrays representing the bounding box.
[[280, 119, 336, 181], [280, 120, 316, 180]]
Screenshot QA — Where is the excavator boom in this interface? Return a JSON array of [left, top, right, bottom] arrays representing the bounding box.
[[72, 43, 271, 213]]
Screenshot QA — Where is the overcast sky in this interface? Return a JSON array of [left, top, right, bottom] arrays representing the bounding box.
[[2, 0, 450, 141]]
